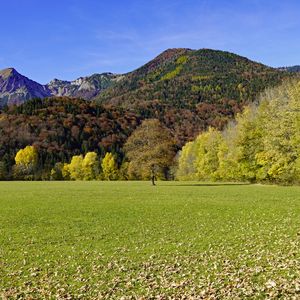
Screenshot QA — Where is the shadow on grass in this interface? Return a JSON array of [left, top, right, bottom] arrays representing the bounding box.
[[170, 183, 251, 187]]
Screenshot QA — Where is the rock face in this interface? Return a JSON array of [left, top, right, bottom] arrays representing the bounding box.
[[0, 68, 121, 107], [0, 68, 51, 106], [46, 73, 121, 100], [278, 66, 300, 73]]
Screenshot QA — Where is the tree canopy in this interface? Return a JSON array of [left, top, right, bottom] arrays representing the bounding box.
[[177, 80, 300, 185], [125, 119, 176, 185]]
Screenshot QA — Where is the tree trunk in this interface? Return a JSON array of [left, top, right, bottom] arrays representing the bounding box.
[[150, 165, 156, 186], [151, 175, 156, 186]]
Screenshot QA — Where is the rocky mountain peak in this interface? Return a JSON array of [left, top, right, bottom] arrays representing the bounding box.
[[0, 67, 20, 79]]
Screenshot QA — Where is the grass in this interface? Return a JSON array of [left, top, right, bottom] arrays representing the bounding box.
[[1, 181, 300, 299]]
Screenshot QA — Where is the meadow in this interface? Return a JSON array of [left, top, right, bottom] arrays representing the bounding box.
[[1, 181, 300, 299]]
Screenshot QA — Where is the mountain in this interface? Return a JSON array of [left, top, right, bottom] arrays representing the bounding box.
[[278, 66, 300, 73], [0, 49, 298, 179], [0, 68, 51, 107], [1, 49, 295, 145], [96, 48, 293, 107], [0, 68, 121, 107], [95, 48, 295, 145], [46, 73, 122, 100]]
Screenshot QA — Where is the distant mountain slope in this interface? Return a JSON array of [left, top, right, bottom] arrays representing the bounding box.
[[95, 48, 295, 145], [0, 68, 51, 106], [0, 68, 120, 106], [46, 73, 122, 100], [278, 66, 300, 73]]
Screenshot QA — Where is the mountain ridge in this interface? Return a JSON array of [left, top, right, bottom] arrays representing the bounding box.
[[0, 48, 298, 109], [46, 72, 121, 100], [0, 68, 121, 107], [94, 48, 296, 144], [0, 68, 51, 106], [278, 65, 300, 73]]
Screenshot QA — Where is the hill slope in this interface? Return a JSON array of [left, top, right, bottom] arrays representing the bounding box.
[[95, 48, 294, 144], [0, 49, 296, 146], [0, 97, 140, 176]]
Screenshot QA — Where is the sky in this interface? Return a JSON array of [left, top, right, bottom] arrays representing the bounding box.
[[1, 0, 300, 83]]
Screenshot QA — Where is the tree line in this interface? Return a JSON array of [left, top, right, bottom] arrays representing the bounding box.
[[5, 119, 176, 184], [1, 79, 299, 184], [177, 80, 300, 185]]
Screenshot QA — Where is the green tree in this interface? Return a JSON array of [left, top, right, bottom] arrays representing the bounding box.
[[217, 106, 263, 182], [50, 163, 64, 180], [0, 161, 7, 180], [124, 119, 176, 185], [255, 82, 300, 183]]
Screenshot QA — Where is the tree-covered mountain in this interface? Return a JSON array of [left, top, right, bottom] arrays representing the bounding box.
[[0, 48, 298, 180], [1, 48, 297, 147], [95, 48, 295, 145]]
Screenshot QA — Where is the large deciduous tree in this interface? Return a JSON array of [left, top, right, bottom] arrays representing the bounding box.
[[124, 119, 176, 185]]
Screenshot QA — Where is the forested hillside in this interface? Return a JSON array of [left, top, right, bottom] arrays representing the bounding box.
[[0, 98, 140, 179], [96, 48, 294, 144], [0, 49, 298, 181]]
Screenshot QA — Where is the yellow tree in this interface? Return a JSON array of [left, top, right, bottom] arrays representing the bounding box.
[[62, 163, 71, 180], [217, 105, 263, 182], [194, 127, 223, 181], [82, 152, 98, 180], [255, 81, 300, 183], [15, 145, 38, 167], [14, 145, 38, 179], [68, 155, 84, 180], [176, 141, 198, 180], [62, 152, 99, 181], [101, 152, 118, 180]]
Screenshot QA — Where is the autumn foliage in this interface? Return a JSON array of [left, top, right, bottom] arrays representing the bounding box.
[[177, 80, 300, 184]]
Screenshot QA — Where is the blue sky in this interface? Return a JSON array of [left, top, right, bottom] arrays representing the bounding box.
[[1, 0, 300, 83]]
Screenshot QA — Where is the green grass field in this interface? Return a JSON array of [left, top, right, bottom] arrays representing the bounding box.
[[1, 181, 300, 299]]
